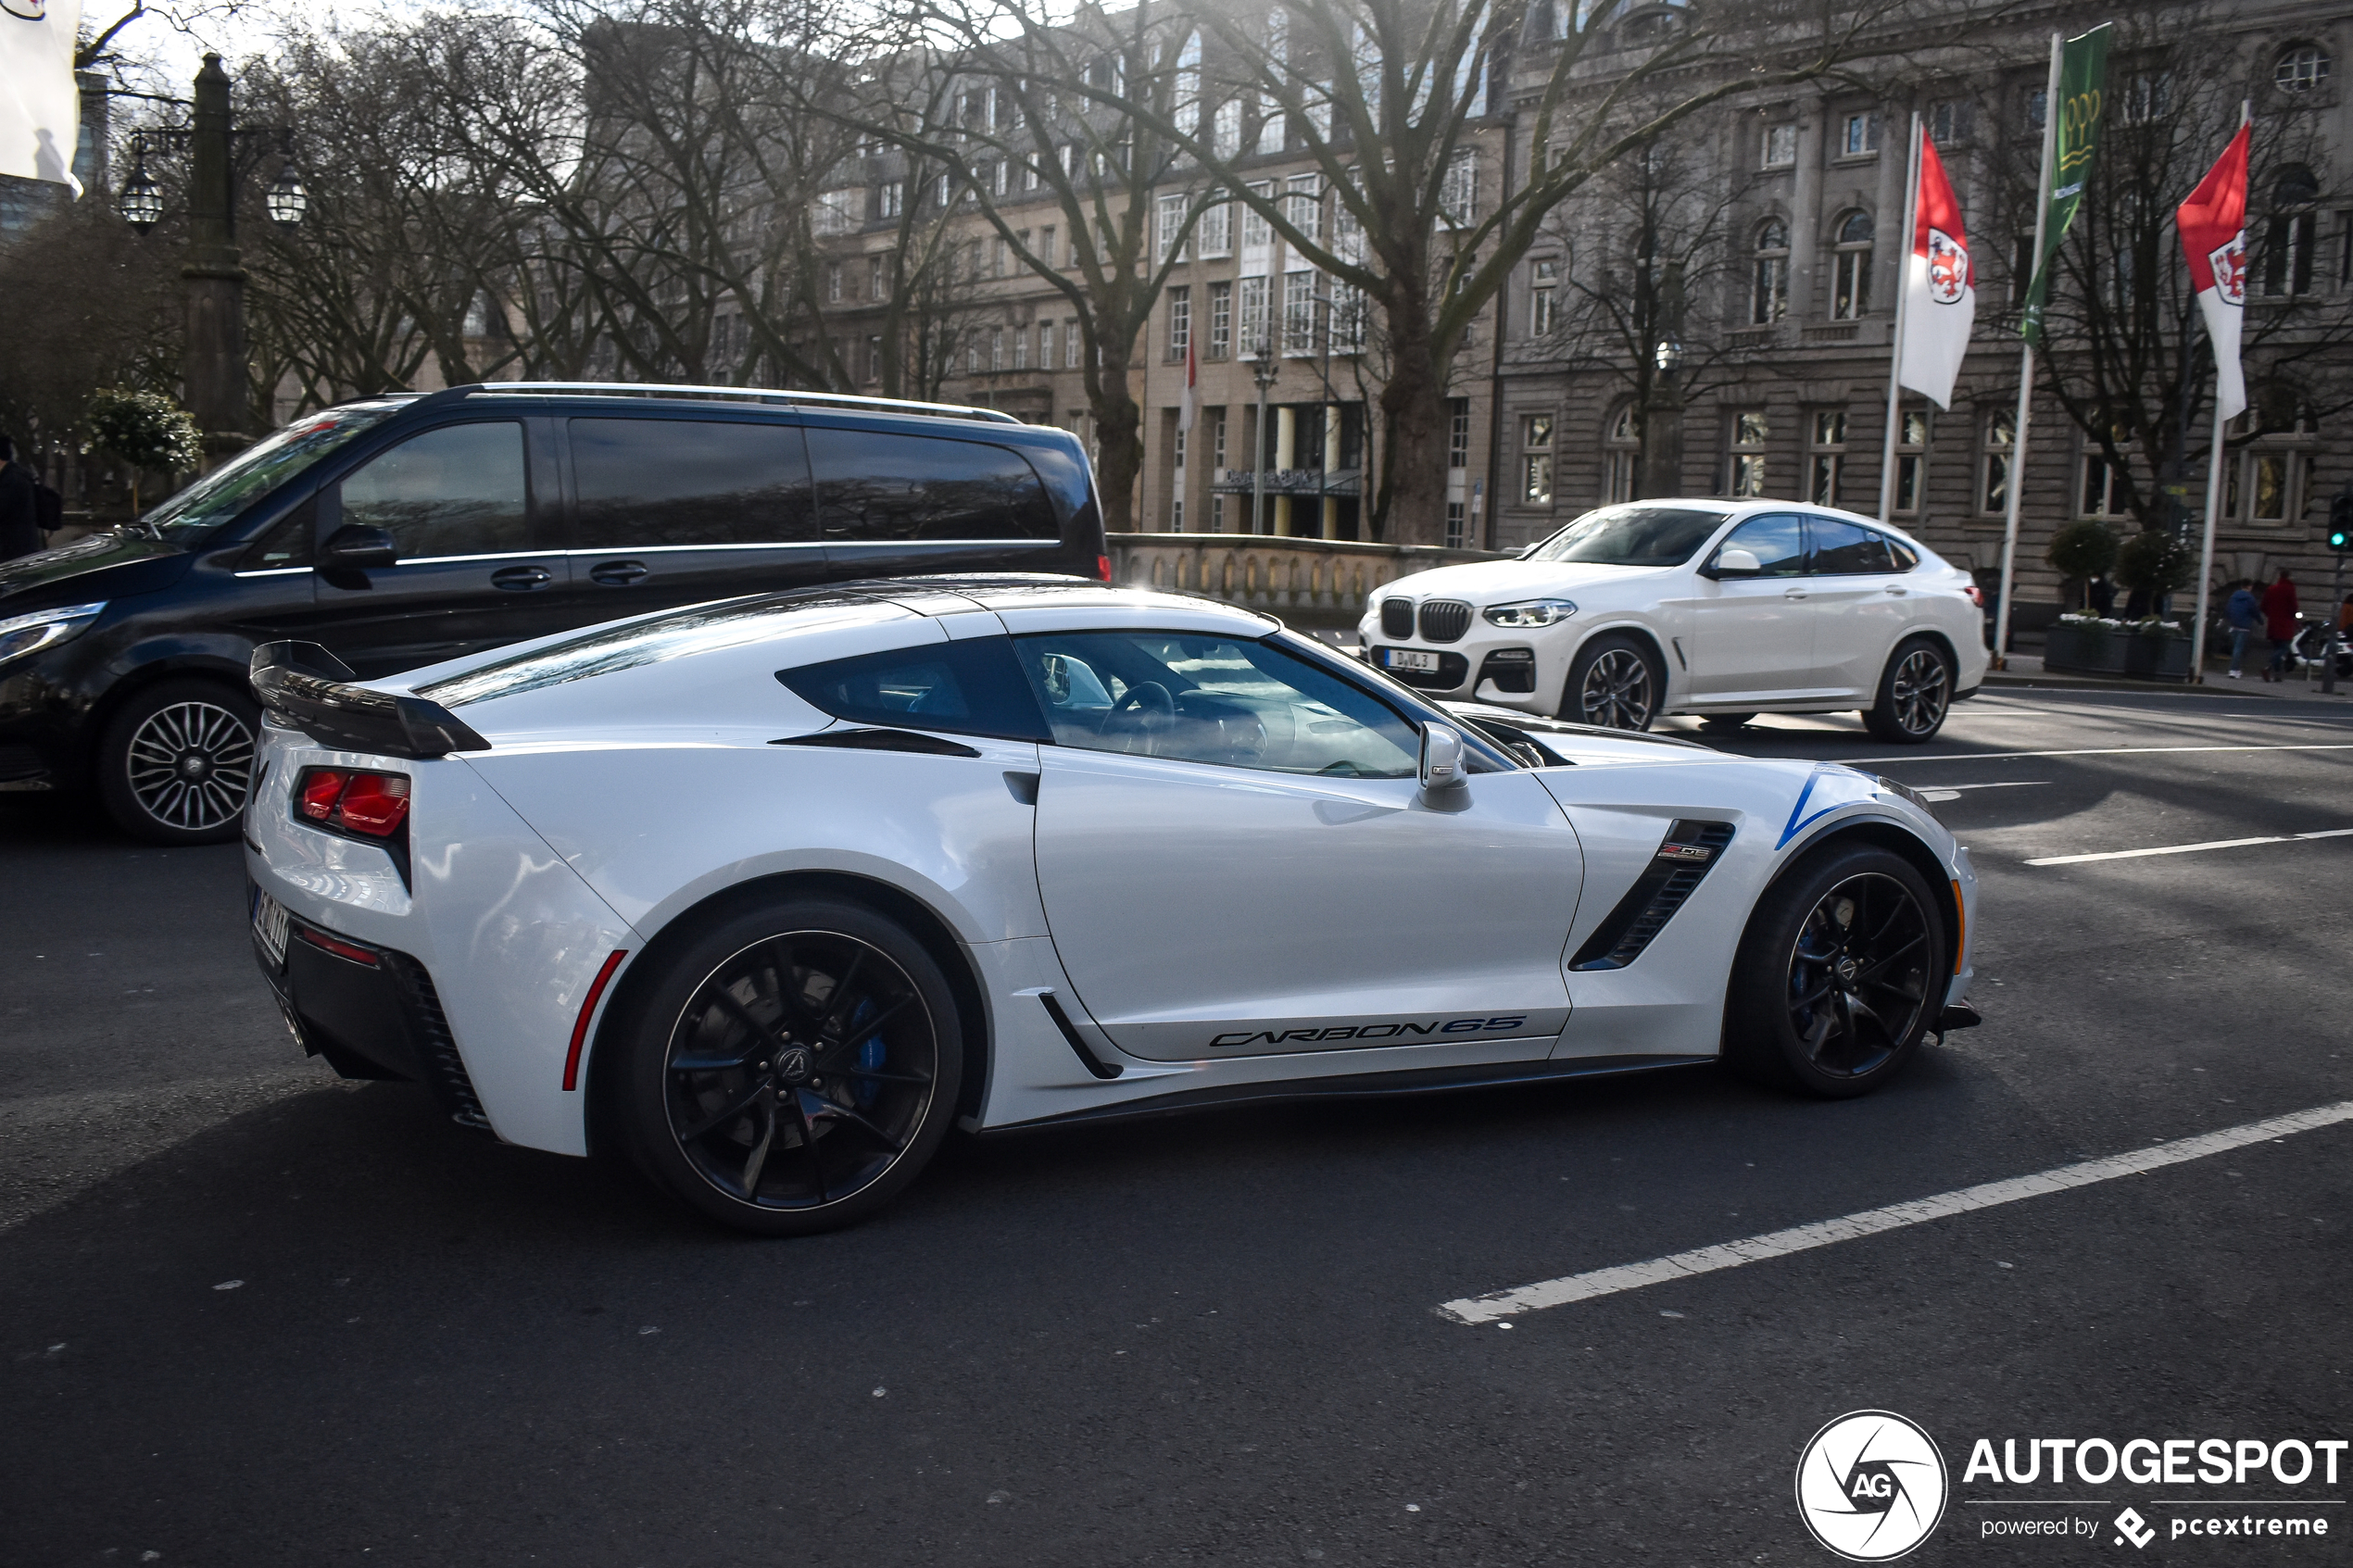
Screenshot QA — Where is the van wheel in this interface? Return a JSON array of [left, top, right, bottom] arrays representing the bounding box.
[[607, 896, 963, 1236], [96, 678, 260, 846]]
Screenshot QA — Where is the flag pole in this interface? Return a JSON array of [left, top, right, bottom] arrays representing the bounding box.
[[1992, 32, 2066, 671], [1879, 112, 1924, 524], [2186, 98, 2254, 686]]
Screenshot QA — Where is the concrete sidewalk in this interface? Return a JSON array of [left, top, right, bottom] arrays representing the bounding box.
[[1982, 650, 2353, 703]]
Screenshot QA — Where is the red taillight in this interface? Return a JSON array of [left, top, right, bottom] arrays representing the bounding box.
[[1096, 554, 1113, 582], [296, 767, 411, 838], [1964, 583, 1985, 608]]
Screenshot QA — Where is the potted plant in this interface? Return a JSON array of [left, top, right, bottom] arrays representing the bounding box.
[[2044, 613, 2193, 678], [84, 388, 202, 515], [2045, 520, 2118, 611]]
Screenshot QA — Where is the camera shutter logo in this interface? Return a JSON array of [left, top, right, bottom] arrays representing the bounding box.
[[1794, 1411, 1949, 1561]]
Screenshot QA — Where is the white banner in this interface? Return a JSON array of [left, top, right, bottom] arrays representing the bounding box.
[[0, 0, 85, 193]]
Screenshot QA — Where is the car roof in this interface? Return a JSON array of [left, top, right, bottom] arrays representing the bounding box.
[[1642, 497, 1933, 547]]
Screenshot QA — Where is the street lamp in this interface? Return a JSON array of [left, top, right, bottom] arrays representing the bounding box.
[[119, 139, 164, 232], [264, 160, 308, 226], [1249, 336, 1280, 536], [1653, 334, 1683, 374]]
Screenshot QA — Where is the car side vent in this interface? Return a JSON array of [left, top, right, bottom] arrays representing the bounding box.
[[1418, 599, 1473, 644], [1379, 598, 1415, 639], [380, 950, 494, 1130], [1568, 820, 1737, 972]]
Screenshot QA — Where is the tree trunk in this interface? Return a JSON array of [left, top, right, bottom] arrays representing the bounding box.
[[1378, 332, 1450, 548], [1091, 352, 1142, 535]]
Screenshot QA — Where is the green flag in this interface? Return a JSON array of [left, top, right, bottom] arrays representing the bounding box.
[[2020, 23, 2111, 347]]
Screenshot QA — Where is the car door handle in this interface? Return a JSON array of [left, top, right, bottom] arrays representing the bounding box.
[[490, 565, 554, 591], [1783, 588, 1808, 600], [1883, 584, 1908, 596], [590, 559, 649, 586]]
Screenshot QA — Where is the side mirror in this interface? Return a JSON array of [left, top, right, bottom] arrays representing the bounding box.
[[1419, 722, 1468, 796], [1705, 546, 1762, 579], [322, 522, 399, 571]]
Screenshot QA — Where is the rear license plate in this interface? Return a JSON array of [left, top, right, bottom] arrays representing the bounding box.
[[1384, 648, 1441, 673], [250, 886, 291, 967]]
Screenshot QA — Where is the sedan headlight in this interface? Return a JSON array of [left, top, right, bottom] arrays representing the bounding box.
[[1482, 598, 1578, 629], [0, 601, 106, 671]]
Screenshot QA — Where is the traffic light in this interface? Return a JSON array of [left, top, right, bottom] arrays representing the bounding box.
[[2332, 490, 2353, 554]]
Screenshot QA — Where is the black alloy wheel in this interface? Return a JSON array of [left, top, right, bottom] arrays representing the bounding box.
[[96, 678, 261, 846], [610, 897, 962, 1235], [1863, 638, 1954, 744], [1564, 634, 1662, 732], [1724, 845, 1944, 1098]]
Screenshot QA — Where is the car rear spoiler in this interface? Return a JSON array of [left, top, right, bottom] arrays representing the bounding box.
[[249, 641, 492, 759]]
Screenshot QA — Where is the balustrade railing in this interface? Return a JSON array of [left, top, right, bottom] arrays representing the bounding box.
[[1105, 532, 1504, 629]]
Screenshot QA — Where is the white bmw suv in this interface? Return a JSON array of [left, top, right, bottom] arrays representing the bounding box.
[[1359, 500, 1989, 743]]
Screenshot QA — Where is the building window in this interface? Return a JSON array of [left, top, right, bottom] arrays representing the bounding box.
[[1157, 193, 1188, 262], [2275, 43, 2332, 94], [2080, 445, 2130, 518], [1980, 408, 2014, 514], [1841, 112, 1879, 157], [1450, 398, 1471, 469], [1284, 174, 1323, 245], [825, 261, 842, 303], [1283, 270, 1317, 354], [1831, 210, 1874, 320], [1171, 423, 1187, 531], [1239, 274, 1269, 355], [1038, 320, 1053, 370], [1198, 200, 1231, 257], [1329, 282, 1365, 353], [2227, 452, 2295, 522], [1065, 319, 1082, 369], [1214, 100, 1243, 157], [988, 327, 1005, 372], [1521, 413, 1554, 505], [1808, 410, 1847, 505], [1893, 408, 1930, 513], [865, 334, 882, 384], [2121, 72, 2172, 124], [1529, 257, 1559, 335], [869, 255, 887, 298], [1039, 226, 1056, 267], [2262, 167, 2321, 295], [991, 236, 1010, 278], [1446, 501, 1466, 548], [1752, 219, 1790, 322], [1761, 123, 1798, 169], [1440, 153, 1477, 227], [1166, 286, 1190, 360], [1604, 404, 1638, 503], [878, 181, 903, 219], [1207, 281, 1232, 359], [1241, 182, 1274, 248], [1013, 320, 1029, 370], [1928, 99, 1974, 145], [1213, 407, 1228, 470], [1725, 409, 1769, 496]]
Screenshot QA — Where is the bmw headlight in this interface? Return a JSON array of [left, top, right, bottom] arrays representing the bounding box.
[[0, 601, 106, 671], [1482, 598, 1578, 628]]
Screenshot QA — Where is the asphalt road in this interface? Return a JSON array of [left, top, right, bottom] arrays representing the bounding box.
[[3, 684, 2349, 1567]]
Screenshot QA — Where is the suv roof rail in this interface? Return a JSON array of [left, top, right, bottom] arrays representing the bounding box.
[[459, 381, 1023, 425]]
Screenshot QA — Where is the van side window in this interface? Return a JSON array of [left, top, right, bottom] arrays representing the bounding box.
[[571, 419, 814, 548], [805, 429, 1059, 541], [240, 494, 317, 571], [340, 422, 530, 558]]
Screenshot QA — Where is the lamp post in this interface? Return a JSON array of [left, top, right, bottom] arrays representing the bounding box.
[[116, 55, 306, 453], [1249, 336, 1279, 536]]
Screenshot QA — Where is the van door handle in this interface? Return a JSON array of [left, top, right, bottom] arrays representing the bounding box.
[[490, 565, 554, 591], [590, 559, 650, 586]]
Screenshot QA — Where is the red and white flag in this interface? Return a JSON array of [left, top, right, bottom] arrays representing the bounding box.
[[2178, 123, 2251, 421], [1176, 337, 1199, 433], [1897, 132, 1974, 409]]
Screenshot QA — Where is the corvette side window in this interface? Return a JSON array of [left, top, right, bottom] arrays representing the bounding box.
[[777, 636, 1051, 742], [1013, 632, 1420, 778], [1708, 512, 1807, 576]]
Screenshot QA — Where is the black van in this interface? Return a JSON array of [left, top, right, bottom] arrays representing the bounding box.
[[0, 383, 1108, 844]]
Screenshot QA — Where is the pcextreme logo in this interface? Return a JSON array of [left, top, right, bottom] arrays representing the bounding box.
[[1795, 1411, 1950, 1562]]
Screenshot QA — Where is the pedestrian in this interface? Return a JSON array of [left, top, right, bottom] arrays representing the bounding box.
[[2262, 569, 2300, 682], [0, 436, 42, 562], [2222, 578, 2262, 678]]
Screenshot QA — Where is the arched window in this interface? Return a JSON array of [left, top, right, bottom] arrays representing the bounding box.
[[1604, 404, 1639, 502], [2263, 165, 2321, 296], [2274, 43, 2332, 93], [1831, 210, 1873, 320], [1751, 219, 1790, 323]]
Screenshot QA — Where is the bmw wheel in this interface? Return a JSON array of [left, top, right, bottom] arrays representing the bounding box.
[[1563, 634, 1663, 731], [608, 896, 963, 1236], [1723, 844, 1944, 1098], [1862, 637, 1954, 745], [96, 678, 261, 846]]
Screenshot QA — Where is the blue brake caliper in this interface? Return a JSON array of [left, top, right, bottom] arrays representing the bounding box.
[[847, 997, 884, 1108]]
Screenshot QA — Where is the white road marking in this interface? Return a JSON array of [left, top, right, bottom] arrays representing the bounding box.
[[2025, 828, 2353, 866], [1434, 1100, 2353, 1325], [1845, 743, 2353, 765], [1911, 781, 2049, 801]]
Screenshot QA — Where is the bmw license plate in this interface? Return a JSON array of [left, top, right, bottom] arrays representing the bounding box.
[[1384, 648, 1441, 673], [250, 886, 291, 967]]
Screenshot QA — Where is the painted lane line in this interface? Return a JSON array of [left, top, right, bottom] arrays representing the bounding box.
[[1910, 781, 2050, 802], [1844, 743, 2353, 765], [2025, 828, 2353, 866], [1434, 1100, 2353, 1325]]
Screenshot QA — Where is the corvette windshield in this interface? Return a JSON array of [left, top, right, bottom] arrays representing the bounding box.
[[137, 402, 405, 544], [1523, 505, 1728, 568]]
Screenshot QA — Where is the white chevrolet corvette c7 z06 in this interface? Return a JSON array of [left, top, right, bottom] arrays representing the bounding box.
[[244, 576, 1982, 1234], [1358, 500, 1991, 742]]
